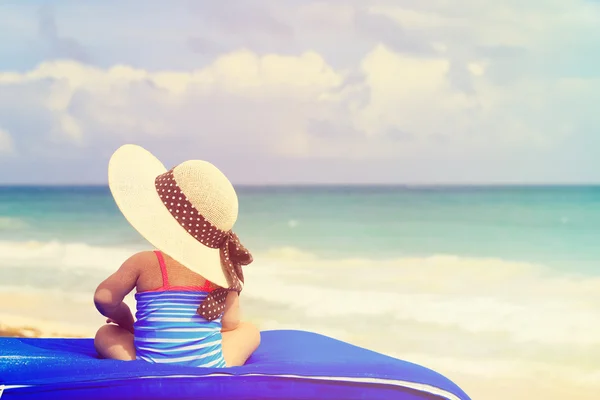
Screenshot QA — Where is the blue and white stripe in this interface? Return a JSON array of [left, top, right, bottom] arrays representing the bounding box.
[[133, 291, 226, 368]]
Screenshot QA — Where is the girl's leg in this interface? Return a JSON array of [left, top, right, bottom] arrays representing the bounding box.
[[94, 324, 136, 361], [221, 321, 261, 367]]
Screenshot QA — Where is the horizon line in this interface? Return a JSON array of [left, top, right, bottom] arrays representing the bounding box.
[[1, 182, 600, 187]]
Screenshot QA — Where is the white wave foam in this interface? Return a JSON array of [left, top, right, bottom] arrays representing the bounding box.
[[0, 240, 136, 271]]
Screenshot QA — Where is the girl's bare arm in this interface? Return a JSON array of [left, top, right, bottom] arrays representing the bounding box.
[[221, 291, 241, 332], [93, 252, 145, 332]]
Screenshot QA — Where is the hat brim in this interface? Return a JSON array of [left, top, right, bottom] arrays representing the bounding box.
[[107, 144, 230, 288]]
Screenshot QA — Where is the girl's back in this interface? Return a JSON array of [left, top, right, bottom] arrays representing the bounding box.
[[133, 250, 226, 367]]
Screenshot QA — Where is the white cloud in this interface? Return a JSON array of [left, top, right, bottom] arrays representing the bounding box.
[[0, 51, 342, 96], [0, 51, 344, 152], [1, 0, 600, 167], [356, 44, 475, 139]]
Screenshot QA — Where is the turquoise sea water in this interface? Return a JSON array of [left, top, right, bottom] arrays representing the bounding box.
[[0, 185, 599, 274]]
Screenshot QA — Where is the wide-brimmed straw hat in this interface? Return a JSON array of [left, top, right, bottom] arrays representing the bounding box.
[[108, 144, 251, 290]]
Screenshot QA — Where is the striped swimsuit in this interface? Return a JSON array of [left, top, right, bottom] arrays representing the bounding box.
[[133, 250, 227, 368]]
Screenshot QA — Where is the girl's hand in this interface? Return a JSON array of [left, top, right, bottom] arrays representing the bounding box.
[[104, 305, 135, 334], [106, 318, 134, 334]]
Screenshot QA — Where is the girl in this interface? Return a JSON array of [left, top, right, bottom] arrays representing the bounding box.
[[93, 144, 260, 368]]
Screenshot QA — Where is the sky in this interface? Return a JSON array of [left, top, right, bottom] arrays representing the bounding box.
[[0, 0, 599, 185]]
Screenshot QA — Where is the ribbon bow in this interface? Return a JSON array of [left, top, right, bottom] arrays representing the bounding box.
[[196, 231, 253, 320]]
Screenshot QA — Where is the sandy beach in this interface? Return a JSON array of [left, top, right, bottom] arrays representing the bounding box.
[[2, 283, 600, 400], [0, 314, 92, 338]]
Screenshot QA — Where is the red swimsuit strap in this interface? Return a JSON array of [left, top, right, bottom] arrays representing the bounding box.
[[154, 250, 170, 290], [152, 250, 214, 292]]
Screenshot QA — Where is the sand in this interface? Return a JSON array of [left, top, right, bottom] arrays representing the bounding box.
[[0, 313, 94, 338]]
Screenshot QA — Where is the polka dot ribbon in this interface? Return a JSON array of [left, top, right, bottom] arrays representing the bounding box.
[[155, 169, 253, 321]]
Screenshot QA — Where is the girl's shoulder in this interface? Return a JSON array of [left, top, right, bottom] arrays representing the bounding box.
[[116, 251, 160, 283]]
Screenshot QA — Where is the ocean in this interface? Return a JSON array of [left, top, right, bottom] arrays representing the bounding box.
[[1, 185, 599, 399]]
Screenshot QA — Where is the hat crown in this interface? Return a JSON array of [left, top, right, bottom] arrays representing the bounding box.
[[172, 160, 238, 232]]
